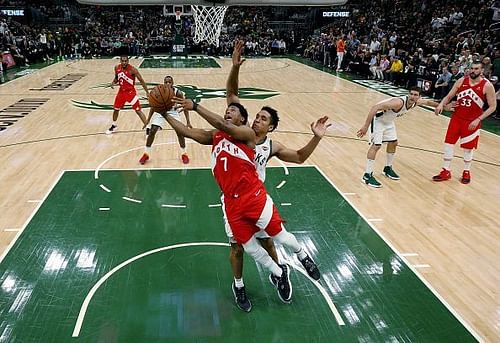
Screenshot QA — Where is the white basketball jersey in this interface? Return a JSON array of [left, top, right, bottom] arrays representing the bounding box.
[[377, 96, 416, 123], [254, 136, 272, 181]]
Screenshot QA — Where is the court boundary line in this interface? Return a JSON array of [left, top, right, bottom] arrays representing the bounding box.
[[313, 165, 483, 342], [0, 170, 65, 264]]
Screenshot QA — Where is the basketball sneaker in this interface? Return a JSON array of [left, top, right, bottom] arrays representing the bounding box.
[[181, 153, 190, 164], [299, 255, 320, 281], [460, 170, 471, 184], [362, 173, 382, 188], [232, 282, 252, 312], [106, 124, 117, 135], [139, 153, 149, 165], [383, 166, 400, 180], [272, 264, 292, 304], [432, 168, 451, 181]]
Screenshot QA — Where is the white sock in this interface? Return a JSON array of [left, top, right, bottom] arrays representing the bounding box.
[[181, 147, 187, 154], [443, 143, 454, 170], [463, 149, 473, 170], [365, 159, 375, 174], [112, 121, 117, 126], [145, 146, 151, 154], [234, 278, 244, 288], [295, 248, 307, 260], [385, 153, 395, 167]]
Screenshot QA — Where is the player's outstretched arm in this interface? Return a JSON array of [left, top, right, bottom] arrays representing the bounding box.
[[133, 67, 149, 96], [174, 97, 255, 145], [274, 116, 331, 163], [357, 98, 401, 138], [435, 78, 463, 115], [226, 40, 245, 105], [162, 111, 214, 145]]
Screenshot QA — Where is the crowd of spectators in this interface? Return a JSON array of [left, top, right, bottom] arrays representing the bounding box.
[[1, 0, 499, 119]]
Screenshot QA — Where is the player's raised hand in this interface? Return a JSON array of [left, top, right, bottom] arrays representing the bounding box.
[[434, 103, 444, 116], [311, 116, 331, 138], [357, 125, 368, 138], [173, 97, 195, 112], [232, 40, 246, 67]]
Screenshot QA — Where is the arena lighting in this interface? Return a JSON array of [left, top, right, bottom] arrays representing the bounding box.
[[77, 0, 347, 6]]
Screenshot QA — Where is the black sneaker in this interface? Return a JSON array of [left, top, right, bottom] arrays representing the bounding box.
[[299, 255, 320, 281], [276, 264, 292, 303], [106, 124, 117, 135], [269, 273, 278, 288], [232, 282, 252, 312]]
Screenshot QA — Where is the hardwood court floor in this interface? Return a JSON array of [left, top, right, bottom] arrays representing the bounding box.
[[0, 57, 498, 342]]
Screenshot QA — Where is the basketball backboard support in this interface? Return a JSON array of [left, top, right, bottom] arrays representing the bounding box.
[[78, 0, 347, 5]]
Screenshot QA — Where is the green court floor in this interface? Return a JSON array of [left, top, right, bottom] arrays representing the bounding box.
[[0, 167, 477, 342]]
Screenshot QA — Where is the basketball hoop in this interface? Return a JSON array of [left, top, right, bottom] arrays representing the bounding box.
[[191, 5, 228, 47]]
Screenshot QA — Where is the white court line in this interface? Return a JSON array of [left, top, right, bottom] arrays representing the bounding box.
[[27, 200, 41, 203], [282, 256, 345, 326], [161, 204, 186, 208], [208, 204, 222, 208], [313, 165, 483, 342], [401, 253, 419, 257], [122, 197, 142, 204], [368, 218, 383, 222], [3, 228, 21, 232], [72, 242, 230, 337], [277, 160, 289, 175], [99, 208, 110, 211], [0, 171, 65, 264], [343, 193, 356, 196], [99, 184, 111, 193], [281, 203, 292, 206], [276, 180, 286, 189], [413, 264, 431, 269]]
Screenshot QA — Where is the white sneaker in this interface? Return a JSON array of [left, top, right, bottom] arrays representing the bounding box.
[[106, 124, 117, 135]]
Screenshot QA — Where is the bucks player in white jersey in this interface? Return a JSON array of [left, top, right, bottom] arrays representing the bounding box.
[[357, 86, 442, 187], [139, 75, 191, 165], [225, 40, 331, 312]]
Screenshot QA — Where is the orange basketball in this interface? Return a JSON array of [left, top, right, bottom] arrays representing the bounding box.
[[148, 84, 174, 111]]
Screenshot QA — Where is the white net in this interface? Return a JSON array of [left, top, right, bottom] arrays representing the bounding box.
[[191, 5, 228, 47]]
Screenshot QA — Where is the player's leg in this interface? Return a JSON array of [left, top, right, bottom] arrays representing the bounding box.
[[458, 121, 480, 184], [139, 125, 160, 164], [176, 131, 189, 164], [383, 139, 400, 180], [433, 117, 461, 181], [362, 118, 383, 187], [107, 94, 124, 134]]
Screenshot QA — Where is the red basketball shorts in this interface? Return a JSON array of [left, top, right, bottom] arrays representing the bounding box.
[[223, 186, 284, 244], [444, 115, 480, 149], [114, 89, 141, 111]]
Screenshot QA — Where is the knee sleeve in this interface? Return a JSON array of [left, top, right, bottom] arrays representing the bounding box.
[[243, 237, 277, 272], [463, 149, 473, 162], [444, 143, 454, 160], [273, 228, 301, 252]]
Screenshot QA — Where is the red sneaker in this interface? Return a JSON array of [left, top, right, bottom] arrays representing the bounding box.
[[460, 170, 471, 184], [139, 153, 149, 165], [181, 153, 189, 164], [432, 168, 451, 181]]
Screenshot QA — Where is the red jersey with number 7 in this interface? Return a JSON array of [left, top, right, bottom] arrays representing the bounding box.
[[454, 77, 488, 121], [211, 131, 262, 197]]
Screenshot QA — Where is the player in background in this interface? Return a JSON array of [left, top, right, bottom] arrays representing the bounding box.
[[432, 61, 496, 183], [106, 55, 149, 134], [139, 75, 191, 164], [357, 87, 443, 188]]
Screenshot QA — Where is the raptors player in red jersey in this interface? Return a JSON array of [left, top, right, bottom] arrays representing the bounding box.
[[106, 55, 149, 134], [162, 98, 320, 306], [433, 61, 496, 183]]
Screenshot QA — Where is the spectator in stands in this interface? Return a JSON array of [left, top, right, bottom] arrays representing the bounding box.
[[434, 66, 452, 99]]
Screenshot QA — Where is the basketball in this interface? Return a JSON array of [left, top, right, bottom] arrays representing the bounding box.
[[148, 84, 174, 111]]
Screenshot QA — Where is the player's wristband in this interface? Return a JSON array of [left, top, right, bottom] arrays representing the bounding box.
[[192, 101, 198, 111]]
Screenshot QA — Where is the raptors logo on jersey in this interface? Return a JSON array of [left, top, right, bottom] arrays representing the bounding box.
[[115, 64, 135, 92], [211, 131, 261, 197], [454, 77, 488, 121]]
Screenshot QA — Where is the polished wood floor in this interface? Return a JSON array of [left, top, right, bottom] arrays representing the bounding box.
[[0, 58, 498, 342]]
